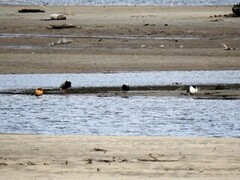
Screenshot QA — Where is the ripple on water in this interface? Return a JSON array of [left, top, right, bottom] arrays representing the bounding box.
[[0, 71, 240, 90], [0, 94, 239, 137]]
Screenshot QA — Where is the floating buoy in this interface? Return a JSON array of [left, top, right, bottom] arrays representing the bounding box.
[[122, 84, 130, 91], [187, 86, 198, 95], [34, 88, 43, 96]]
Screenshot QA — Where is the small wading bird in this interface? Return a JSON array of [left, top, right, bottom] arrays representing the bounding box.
[[120, 84, 130, 98], [60, 80, 72, 93], [187, 85, 198, 95], [122, 84, 130, 91]]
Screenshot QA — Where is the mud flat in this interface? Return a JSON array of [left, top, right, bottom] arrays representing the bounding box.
[[0, 5, 240, 73]]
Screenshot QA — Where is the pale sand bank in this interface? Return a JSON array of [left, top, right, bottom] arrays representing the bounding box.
[[0, 135, 239, 179]]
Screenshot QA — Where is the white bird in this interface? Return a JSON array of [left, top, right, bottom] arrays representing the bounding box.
[[187, 86, 198, 95]]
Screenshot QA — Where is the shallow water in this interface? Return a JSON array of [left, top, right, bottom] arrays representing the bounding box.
[[0, 94, 239, 137], [0, 71, 239, 90]]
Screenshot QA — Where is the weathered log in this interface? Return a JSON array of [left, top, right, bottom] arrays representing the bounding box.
[[50, 23, 76, 29], [18, 9, 45, 13]]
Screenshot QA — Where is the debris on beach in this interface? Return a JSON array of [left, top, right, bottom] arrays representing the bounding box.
[[18, 9, 45, 13], [41, 14, 67, 21], [210, 3, 240, 18], [49, 23, 78, 29], [50, 38, 73, 46], [137, 153, 178, 162], [232, 3, 240, 17], [221, 43, 236, 51], [93, 148, 107, 153], [210, 19, 224, 22], [50, 14, 67, 20]]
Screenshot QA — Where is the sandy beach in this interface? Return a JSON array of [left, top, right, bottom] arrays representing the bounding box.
[[0, 135, 240, 180], [0, 5, 240, 179]]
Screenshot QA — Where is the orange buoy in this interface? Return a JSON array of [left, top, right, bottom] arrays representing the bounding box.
[[34, 88, 43, 96]]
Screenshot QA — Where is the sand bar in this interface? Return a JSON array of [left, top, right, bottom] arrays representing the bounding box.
[[0, 5, 240, 73]]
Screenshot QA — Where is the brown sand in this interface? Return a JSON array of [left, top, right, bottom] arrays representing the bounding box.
[[0, 135, 240, 180], [0, 5, 240, 179], [0, 5, 240, 73]]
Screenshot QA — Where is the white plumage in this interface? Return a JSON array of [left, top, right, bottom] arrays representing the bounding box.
[[188, 86, 198, 94]]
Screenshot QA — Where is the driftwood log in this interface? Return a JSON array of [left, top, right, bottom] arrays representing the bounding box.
[[50, 23, 76, 29], [18, 9, 45, 13]]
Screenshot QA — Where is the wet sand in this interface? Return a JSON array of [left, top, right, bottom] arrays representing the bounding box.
[[0, 5, 240, 73], [0, 5, 240, 180]]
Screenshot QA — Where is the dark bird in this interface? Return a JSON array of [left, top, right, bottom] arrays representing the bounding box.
[[60, 80, 72, 93], [122, 84, 130, 91]]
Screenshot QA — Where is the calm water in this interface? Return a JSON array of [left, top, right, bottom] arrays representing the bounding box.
[[0, 94, 239, 137], [1, 71, 239, 137], [0, 0, 238, 6], [0, 71, 240, 90]]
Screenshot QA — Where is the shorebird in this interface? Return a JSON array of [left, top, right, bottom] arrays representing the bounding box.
[[122, 84, 130, 92], [116, 84, 130, 98], [60, 80, 72, 93], [187, 85, 198, 95]]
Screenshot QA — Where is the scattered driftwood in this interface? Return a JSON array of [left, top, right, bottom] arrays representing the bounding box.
[[49, 23, 77, 29], [221, 43, 236, 51], [232, 3, 240, 17], [85, 157, 126, 164], [0, 163, 8, 166], [27, 161, 36, 165], [138, 159, 178, 162], [93, 148, 107, 153], [138, 153, 178, 162], [96, 159, 114, 163], [18, 9, 45, 13], [85, 158, 93, 164]]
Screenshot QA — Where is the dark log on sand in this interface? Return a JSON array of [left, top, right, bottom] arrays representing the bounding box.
[[18, 9, 45, 13]]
